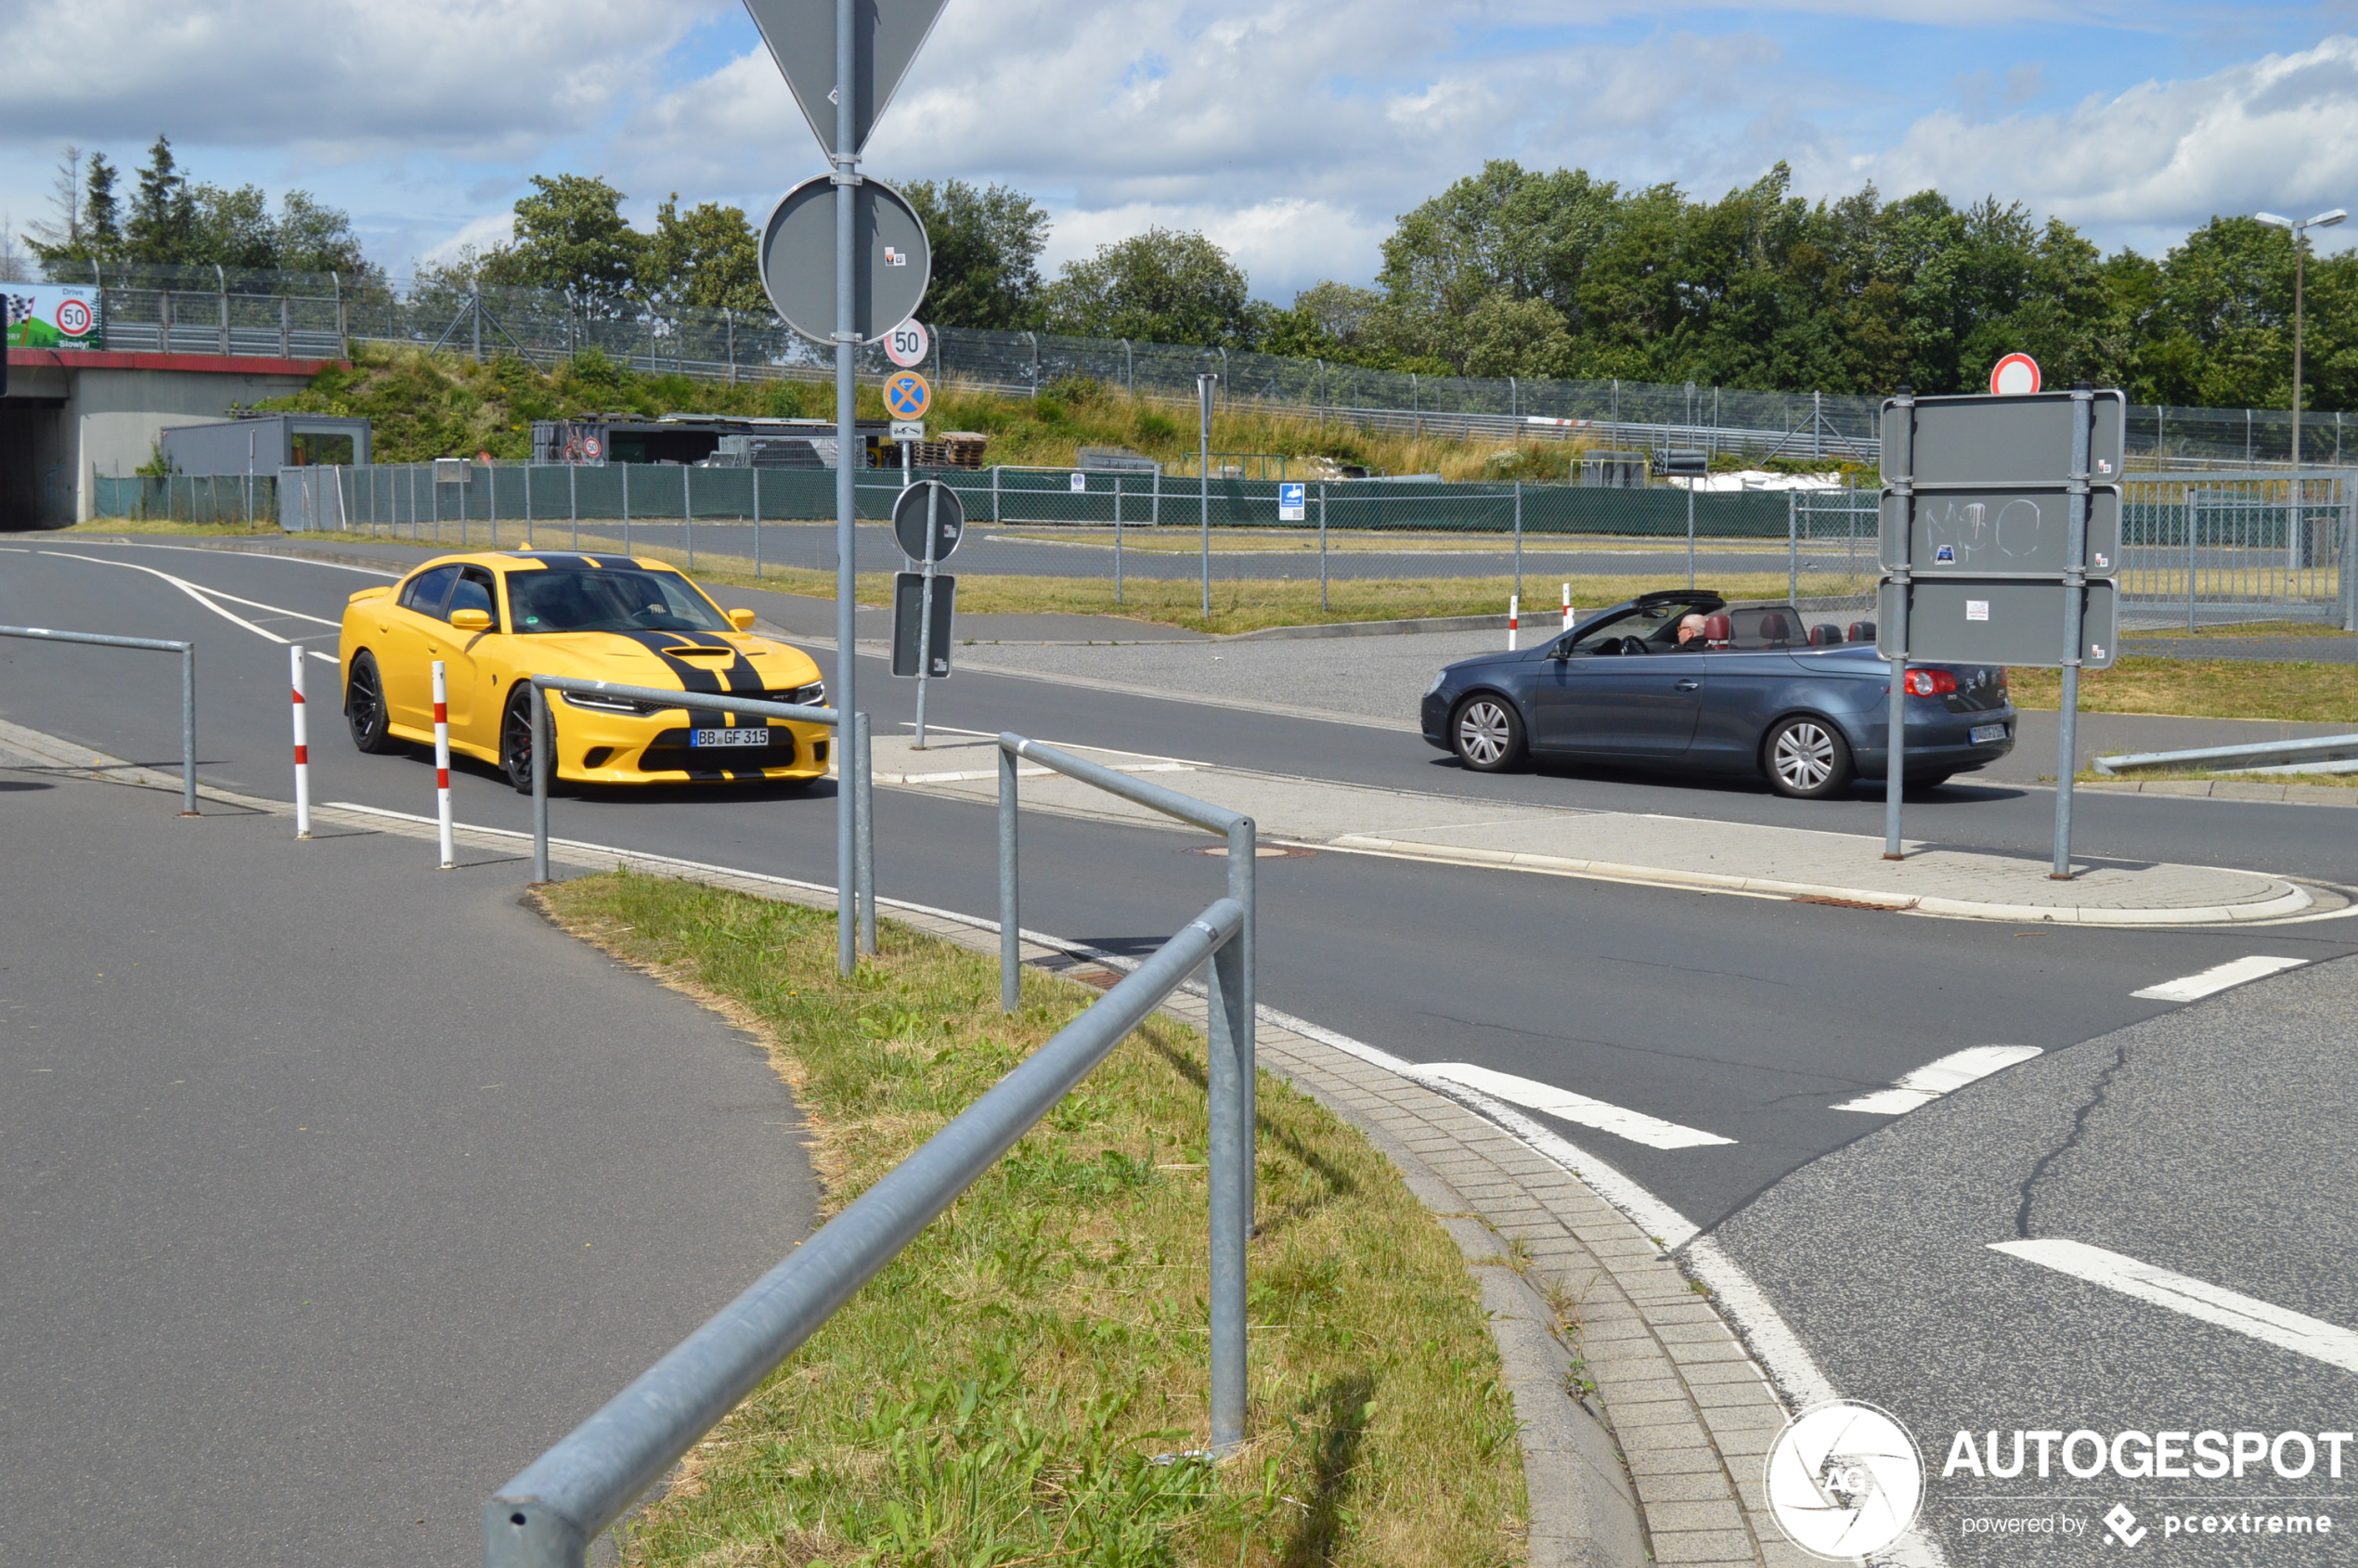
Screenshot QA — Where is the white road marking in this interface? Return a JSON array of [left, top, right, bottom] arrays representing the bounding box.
[[82, 538, 400, 576], [1833, 1044, 2043, 1114], [1416, 1062, 1735, 1150], [2132, 954, 2308, 1002], [35, 551, 337, 645], [310, 650, 339, 663], [1990, 1238, 2358, 1376]]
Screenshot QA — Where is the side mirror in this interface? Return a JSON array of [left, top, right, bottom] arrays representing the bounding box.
[[449, 607, 493, 633], [725, 607, 757, 631]]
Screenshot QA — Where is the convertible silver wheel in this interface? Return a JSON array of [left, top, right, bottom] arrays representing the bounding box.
[[1764, 717, 1853, 799], [1453, 697, 1522, 772]]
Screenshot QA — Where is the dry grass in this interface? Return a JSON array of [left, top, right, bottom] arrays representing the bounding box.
[[2008, 657, 2358, 724], [538, 873, 1526, 1568]]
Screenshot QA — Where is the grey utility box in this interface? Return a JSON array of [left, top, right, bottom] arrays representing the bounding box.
[[160, 413, 371, 474]]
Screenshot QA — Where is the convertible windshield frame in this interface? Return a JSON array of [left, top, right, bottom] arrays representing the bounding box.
[[505, 565, 734, 636]]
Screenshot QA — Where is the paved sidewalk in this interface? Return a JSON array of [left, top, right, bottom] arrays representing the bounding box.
[[875, 732, 2323, 926]]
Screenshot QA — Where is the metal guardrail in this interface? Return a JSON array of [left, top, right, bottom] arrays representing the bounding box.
[[483, 890, 1248, 1567], [524, 676, 875, 968], [482, 724, 1262, 1567], [2093, 732, 2358, 776], [994, 732, 1256, 1449], [0, 625, 198, 812]]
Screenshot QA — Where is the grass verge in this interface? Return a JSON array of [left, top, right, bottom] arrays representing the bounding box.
[[538, 871, 1526, 1568], [2007, 657, 2358, 725]]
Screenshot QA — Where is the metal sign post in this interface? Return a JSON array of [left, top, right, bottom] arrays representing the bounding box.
[[1198, 373, 1215, 619], [1883, 387, 1913, 859], [2053, 388, 2093, 879], [891, 479, 964, 745], [1879, 380, 2124, 875], [745, 0, 944, 978]]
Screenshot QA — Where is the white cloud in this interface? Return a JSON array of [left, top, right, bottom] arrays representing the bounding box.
[[1816, 34, 2358, 253]]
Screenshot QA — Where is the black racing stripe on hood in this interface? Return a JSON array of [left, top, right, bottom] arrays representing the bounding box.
[[610, 629, 765, 706]]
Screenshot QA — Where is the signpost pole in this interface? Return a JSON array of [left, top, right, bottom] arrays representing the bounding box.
[[832, 0, 859, 978], [1884, 388, 1914, 861], [2052, 387, 2093, 880], [913, 485, 939, 749]]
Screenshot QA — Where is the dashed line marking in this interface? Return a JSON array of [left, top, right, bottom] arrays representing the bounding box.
[[1990, 1238, 2358, 1376], [2132, 954, 2307, 1003], [1415, 1062, 1734, 1150], [1833, 1044, 2042, 1114]]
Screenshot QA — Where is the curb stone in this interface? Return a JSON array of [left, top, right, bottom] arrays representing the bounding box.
[[0, 719, 1811, 1568]]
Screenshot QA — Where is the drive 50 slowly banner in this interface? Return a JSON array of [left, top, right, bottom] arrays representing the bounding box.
[[4, 284, 101, 349]]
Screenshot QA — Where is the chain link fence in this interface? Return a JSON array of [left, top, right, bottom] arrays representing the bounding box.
[[92, 473, 278, 525], [47, 260, 2358, 472]]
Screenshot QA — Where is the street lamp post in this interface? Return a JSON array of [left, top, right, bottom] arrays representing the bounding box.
[[2256, 208, 2346, 474]]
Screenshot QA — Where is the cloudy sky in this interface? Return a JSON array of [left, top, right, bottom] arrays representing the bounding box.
[[2, 0, 2353, 300]]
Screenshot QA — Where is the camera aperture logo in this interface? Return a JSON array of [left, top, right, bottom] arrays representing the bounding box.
[[1766, 1400, 1926, 1560]]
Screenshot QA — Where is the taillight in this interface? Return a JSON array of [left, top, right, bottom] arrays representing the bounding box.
[[1903, 668, 1958, 697]]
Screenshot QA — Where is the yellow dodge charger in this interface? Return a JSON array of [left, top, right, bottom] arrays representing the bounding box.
[[339, 551, 831, 789]]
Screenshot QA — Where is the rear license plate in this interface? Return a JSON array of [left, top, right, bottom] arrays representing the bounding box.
[[1970, 723, 2007, 745], [691, 728, 771, 748]]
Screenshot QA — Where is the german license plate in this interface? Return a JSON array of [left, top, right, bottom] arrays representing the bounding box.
[[1970, 723, 2007, 745], [692, 727, 771, 748]]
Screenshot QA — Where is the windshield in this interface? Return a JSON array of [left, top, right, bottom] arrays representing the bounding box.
[[1568, 601, 1718, 654], [508, 567, 732, 635]]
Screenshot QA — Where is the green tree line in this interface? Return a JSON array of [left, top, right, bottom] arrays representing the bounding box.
[[33, 138, 2354, 411]]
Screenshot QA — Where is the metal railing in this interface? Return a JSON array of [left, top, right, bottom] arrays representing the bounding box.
[[524, 677, 875, 970], [994, 732, 1255, 1448], [482, 727, 1260, 1568], [0, 625, 197, 811]]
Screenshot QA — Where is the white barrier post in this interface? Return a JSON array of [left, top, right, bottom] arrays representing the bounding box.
[[1561, 582, 1573, 630], [433, 659, 455, 869], [290, 645, 312, 839], [1508, 594, 1519, 651]]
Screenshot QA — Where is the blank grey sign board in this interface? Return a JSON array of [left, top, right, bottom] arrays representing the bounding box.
[[891, 571, 955, 677], [1877, 577, 2118, 668], [1882, 391, 2126, 486], [1881, 486, 2121, 577], [760, 174, 931, 344]]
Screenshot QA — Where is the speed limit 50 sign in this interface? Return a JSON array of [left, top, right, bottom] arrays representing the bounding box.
[[884, 319, 929, 369]]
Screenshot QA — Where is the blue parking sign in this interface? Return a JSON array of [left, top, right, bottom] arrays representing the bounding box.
[[1277, 481, 1306, 522]]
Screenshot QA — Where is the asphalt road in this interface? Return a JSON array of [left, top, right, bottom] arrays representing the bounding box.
[[1716, 953, 2358, 1565], [5, 538, 2346, 1231], [9, 534, 2353, 1565], [0, 763, 817, 1567]]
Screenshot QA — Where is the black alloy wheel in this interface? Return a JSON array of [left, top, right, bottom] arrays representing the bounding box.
[[500, 688, 552, 794], [344, 652, 402, 754], [1763, 715, 1855, 799], [1452, 694, 1526, 772]]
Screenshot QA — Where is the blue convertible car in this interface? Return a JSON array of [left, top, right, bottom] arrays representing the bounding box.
[[1420, 590, 2016, 798]]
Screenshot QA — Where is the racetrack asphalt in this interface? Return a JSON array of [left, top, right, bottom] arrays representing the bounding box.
[[0, 765, 818, 1567]]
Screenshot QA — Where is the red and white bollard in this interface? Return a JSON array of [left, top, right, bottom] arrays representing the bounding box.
[[1507, 594, 1519, 651], [290, 645, 312, 839], [1561, 582, 1574, 630], [432, 659, 455, 869]]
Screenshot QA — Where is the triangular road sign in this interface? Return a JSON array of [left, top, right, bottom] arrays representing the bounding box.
[[743, 0, 950, 156]]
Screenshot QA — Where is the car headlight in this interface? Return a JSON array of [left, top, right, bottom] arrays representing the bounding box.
[[1424, 670, 1449, 696], [786, 680, 824, 707], [562, 689, 664, 715]]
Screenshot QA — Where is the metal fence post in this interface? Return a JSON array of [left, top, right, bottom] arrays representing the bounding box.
[[1318, 482, 1329, 613], [179, 642, 198, 815], [531, 683, 551, 884], [622, 462, 631, 554], [524, 461, 534, 548], [1113, 475, 1124, 607], [1198, 373, 1214, 619], [570, 462, 579, 551], [1208, 814, 1256, 1453], [855, 711, 875, 956], [998, 745, 1020, 1013], [1788, 490, 1799, 603]]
